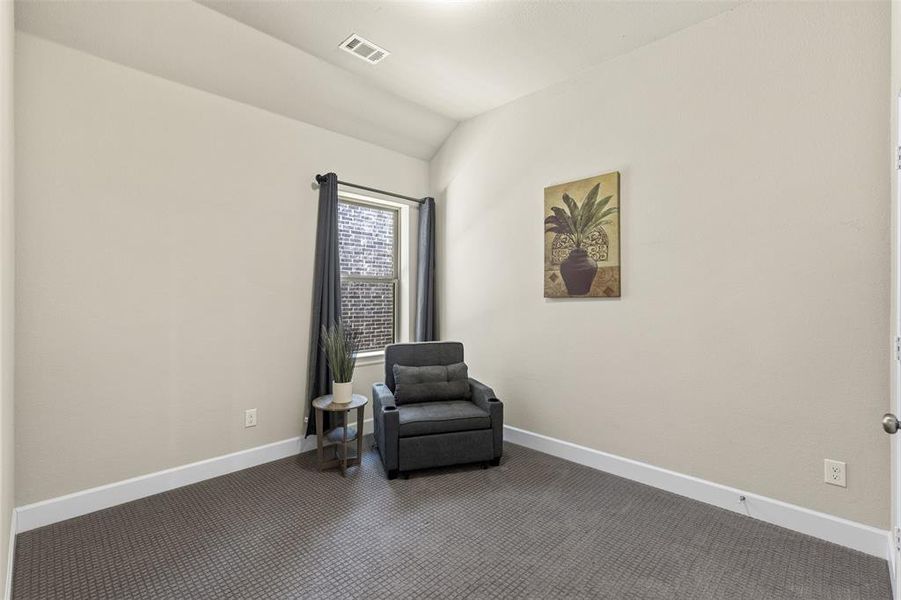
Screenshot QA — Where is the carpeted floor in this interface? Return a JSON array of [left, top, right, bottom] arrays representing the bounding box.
[[12, 440, 892, 599]]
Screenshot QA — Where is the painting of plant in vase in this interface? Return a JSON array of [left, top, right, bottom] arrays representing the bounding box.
[[544, 171, 620, 298]]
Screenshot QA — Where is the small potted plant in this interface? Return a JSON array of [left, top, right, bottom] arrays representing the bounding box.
[[544, 183, 618, 295], [321, 323, 358, 404]]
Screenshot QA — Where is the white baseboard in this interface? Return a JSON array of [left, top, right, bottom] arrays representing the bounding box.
[[12, 421, 888, 563], [503, 425, 889, 560], [16, 419, 373, 533], [4, 509, 14, 600]]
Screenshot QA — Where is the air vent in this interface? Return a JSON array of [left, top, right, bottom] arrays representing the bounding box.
[[339, 33, 390, 65]]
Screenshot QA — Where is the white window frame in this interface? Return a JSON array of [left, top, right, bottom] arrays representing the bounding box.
[[337, 191, 412, 363]]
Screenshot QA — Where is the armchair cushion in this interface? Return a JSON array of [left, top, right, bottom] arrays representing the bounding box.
[[385, 342, 464, 392], [393, 362, 471, 405], [398, 400, 490, 438]]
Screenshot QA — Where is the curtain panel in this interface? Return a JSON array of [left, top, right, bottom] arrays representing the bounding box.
[[415, 197, 437, 342], [305, 173, 342, 436]]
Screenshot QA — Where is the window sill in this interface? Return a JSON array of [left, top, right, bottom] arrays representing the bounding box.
[[354, 350, 385, 366]]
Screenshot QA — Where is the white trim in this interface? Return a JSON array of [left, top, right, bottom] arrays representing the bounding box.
[[13, 421, 887, 565], [889, 529, 898, 600], [336, 188, 418, 346], [504, 425, 890, 560], [354, 350, 385, 366], [891, 92, 901, 600], [16, 419, 373, 533], [337, 189, 419, 211], [4, 509, 14, 600]]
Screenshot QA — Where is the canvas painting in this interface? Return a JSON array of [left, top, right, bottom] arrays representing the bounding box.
[[544, 171, 620, 298]]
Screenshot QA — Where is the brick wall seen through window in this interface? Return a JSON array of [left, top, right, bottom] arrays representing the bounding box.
[[337, 201, 397, 352]]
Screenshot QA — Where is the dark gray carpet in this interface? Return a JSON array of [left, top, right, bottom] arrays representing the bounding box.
[[12, 441, 891, 599]]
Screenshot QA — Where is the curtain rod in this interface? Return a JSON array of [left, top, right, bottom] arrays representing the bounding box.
[[315, 174, 427, 205]]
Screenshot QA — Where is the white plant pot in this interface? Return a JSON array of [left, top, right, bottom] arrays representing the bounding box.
[[332, 381, 353, 405]]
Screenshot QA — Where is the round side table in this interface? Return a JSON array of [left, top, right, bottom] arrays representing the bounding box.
[[312, 393, 368, 476]]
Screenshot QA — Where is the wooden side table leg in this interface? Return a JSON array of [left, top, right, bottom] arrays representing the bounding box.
[[315, 407, 324, 471], [341, 410, 348, 477], [356, 405, 364, 468]]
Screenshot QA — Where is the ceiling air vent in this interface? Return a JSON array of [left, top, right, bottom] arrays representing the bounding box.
[[339, 33, 390, 65]]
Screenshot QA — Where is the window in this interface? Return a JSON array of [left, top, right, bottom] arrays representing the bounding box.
[[338, 199, 399, 353]]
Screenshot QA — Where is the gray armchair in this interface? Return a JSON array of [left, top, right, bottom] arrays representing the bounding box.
[[372, 342, 503, 479]]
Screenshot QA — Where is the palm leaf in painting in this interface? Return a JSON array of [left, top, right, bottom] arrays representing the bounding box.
[[547, 182, 617, 248]]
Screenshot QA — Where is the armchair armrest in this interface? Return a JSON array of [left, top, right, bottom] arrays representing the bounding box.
[[469, 378, 503, 460], [373, 382, 397, 411], [372, 383, 399, 475]]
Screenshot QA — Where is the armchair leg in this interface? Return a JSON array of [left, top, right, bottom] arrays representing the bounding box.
[[489, 458, 501, 467], [387, 469, 398, 480]]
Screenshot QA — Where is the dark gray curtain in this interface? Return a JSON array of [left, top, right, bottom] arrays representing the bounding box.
[[415, 197, 436, 342], [305, 173, 342, 436]]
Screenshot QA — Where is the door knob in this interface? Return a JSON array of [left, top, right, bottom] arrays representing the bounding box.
[[883, 413, 899, 434]]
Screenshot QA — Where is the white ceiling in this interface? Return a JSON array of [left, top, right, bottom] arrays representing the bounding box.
[[16, 0, 740, 159], [15, 0, 456, 159], [199, 0, 741, 121]]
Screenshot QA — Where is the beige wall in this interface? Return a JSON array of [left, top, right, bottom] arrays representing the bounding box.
[[14, 33, 427, 505], [0, 0, 14, 590], [431, 1, 891, 528]]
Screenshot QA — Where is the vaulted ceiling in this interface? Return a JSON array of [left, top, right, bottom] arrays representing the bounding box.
[[15, 0, 740, 159], [200, 0, 740, 122]]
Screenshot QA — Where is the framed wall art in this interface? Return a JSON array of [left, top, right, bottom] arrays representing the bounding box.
[[544, 171, 620, 298]]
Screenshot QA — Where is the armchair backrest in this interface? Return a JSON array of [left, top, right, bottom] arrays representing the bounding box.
[[384, 342, 465, 392]]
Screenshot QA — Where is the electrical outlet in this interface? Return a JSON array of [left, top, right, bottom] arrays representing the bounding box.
[[824, 459, 846, 487], [244, 408, 257, 428]]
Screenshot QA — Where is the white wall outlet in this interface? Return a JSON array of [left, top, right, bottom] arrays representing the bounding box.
[[244, 408, 258, 428], [824, 459, 846, 487]]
